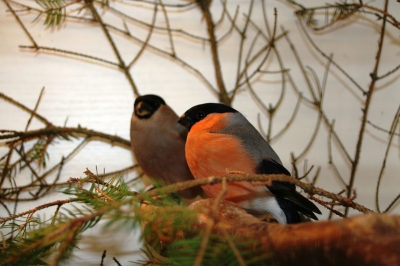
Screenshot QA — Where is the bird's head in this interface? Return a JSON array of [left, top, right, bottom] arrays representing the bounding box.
[[134, 94, 166, 119], [178, 103, 237, 130]]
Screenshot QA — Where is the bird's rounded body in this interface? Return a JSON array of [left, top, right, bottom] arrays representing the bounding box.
[[185, 112, 286, 223], [130, 95, 204, 204], [178, 103, 321, 224]]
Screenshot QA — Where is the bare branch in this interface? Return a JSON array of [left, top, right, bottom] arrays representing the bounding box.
[[375, 105, 400, 213], [346, 0, 389, 214]]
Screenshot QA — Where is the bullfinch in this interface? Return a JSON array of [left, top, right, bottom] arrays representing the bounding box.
[[177, 103, 321, 224], [130, 95, 204, 205]]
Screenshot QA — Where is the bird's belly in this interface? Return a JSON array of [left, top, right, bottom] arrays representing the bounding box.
[[186, 132, 285, 219]]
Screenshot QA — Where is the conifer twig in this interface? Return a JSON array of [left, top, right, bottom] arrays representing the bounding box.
[[194, 177, 227, 266], [0, 199, 74, 224]]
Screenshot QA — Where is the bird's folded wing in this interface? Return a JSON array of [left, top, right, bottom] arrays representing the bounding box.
[[258, 159, 321, 216]]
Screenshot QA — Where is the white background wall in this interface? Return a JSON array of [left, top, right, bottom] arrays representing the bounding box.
[[1, 0, 399, 265]]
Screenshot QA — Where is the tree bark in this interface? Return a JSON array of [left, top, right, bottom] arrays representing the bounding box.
[[142, 199, 400, 266]]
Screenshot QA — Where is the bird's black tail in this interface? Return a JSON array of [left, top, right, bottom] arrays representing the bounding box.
[[257, 159, 321, 224]]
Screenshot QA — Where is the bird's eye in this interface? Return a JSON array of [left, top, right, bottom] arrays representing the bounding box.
[[196, 111, 206, 120], [153, 101, 160, 108]]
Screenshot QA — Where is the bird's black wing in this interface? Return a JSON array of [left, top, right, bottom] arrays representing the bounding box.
[[257, 159, 321, 222]]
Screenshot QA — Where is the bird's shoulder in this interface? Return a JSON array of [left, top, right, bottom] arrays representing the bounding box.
[[212, 113, 283, 165]]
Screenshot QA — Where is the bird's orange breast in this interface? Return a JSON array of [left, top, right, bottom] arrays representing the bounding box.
[[186, 113, 260, 202]]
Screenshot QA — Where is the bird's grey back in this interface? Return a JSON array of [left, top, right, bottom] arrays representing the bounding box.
[[216, 113, 283, 165]]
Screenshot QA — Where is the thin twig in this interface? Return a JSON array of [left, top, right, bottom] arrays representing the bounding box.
[[296, 20, 366, 95], [144, 173, 374, 214], [87, 1, 139, 97], [367, 120, 400, 136], [216, 1, 239, 44], [193, 212, 213, 266], [346, 0, 389, 215], [310, 195, 346, 218], [49, 217, 84, 266], [104, 22, 218, 96], [377, 63, 400, 80], [269, 93, 302, 143], [384, 193, 400, 213], [0, 92, 51, 126], [291, 59, 332, 162], [3, 0, 38, 48], [0, 199, 74, 224], [1, 127, 130, 148], [106, 3, 207, 42], [194, 177, 227, 266], [198, 0, 229, 105], [19, 45, 119, 66], [282, 27, 353, 164], [95, 185, 114, 202], [101, 250, 106, 266], [220, 226, 246, 266], [327, 120, 348, 189], [230, 0, 254, 103], [113, 257, 122, 266], [212, 177, 227, 215], [375, 105, 400, 213], [158, 0, 175, 57], [25, 87, 45, 131], [127, 2, 158, 69]]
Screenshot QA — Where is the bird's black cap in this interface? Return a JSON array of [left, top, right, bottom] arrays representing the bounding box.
[[178, 103, 237, 130], [134, 94, 166, 119]]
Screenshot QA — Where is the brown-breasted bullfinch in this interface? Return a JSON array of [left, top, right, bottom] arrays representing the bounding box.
[[178, 103, 321, 224], [130, 95, 204, 205]]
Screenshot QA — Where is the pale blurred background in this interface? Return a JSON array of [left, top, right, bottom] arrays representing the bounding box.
[[1, 0, 399, 265]]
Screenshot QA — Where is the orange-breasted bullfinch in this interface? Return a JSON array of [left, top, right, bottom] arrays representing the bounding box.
[[177, 103, 321, 224], [130, 95, 205, 205]]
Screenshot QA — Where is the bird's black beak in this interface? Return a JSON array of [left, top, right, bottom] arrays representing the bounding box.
[[178, 113, 193, 130]]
